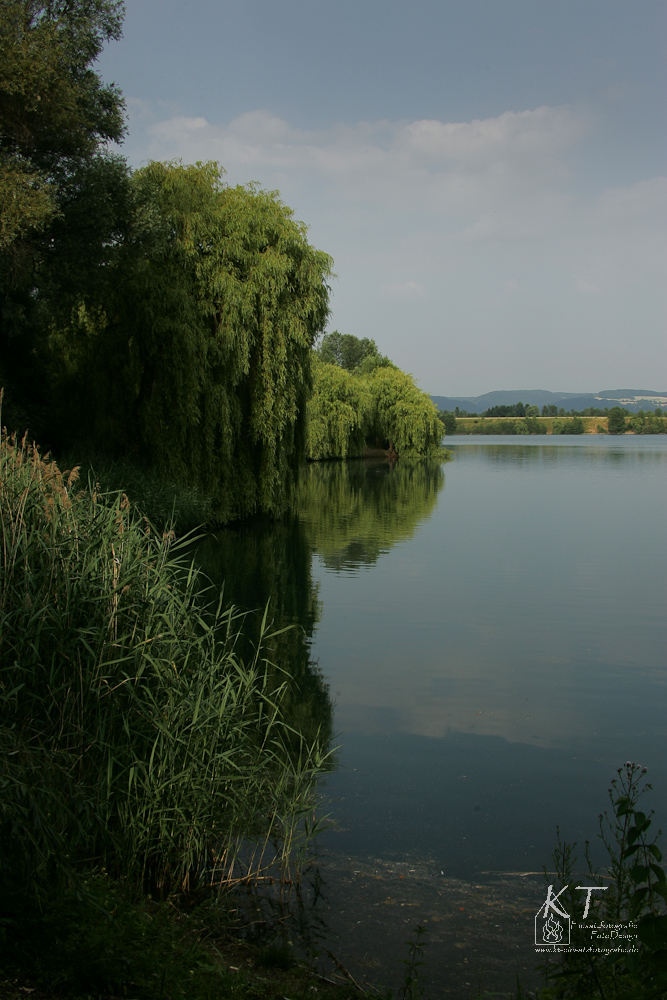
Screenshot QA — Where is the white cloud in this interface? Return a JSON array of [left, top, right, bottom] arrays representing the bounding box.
[[121, 102, 665, 392], [138, 104, 582, 204], [381, 280, 424, 298]]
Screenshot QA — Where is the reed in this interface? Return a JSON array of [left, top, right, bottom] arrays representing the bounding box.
[[0, 419, 330, 911], [62, 453, 216, 532]]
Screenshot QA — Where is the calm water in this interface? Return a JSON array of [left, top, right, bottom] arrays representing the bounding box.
[[198, 436, 667, 992], [313, 437, 667, 875]]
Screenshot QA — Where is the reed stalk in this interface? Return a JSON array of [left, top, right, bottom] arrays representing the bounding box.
[[0, 417, 330, 908]]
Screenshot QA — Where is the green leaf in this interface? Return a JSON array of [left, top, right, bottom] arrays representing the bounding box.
[[630, 864, 651, 884], [649, 863, 667, 885], [638, 916, 667, 950]]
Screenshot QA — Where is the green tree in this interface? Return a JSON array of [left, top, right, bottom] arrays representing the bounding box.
[[305, 357, 369, 460], [0, 0, 125, 270], [0, 0, 128, 437], [608, 407, 627, 435], [317, 330, 379, 370], [50, 161, 333, 522], [365, 366, 442, 455], [306, 360, 442, 460], [439, 411, 457, 435]]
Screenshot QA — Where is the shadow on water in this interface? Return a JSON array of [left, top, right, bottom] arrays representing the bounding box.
[[194, 457, 593, 997]]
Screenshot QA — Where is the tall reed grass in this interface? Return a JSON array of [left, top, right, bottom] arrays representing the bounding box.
[[60, 453, 216, 533], [0, 418, 330, 912]]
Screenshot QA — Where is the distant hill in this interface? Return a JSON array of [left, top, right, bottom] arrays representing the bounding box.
[[430, 389, 667, 415]]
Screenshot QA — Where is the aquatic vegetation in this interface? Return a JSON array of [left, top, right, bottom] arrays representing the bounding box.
[[0, 425, 331, 913]]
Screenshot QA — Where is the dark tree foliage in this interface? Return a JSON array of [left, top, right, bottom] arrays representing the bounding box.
[[608, 407, 627, 434], [0, 0, 128, 438], [484, 402, 528, 417], [626, 410, 667, 434], [1, 4, 336, 523], [438, 411, 457, 435], [49, 162, 333, 522], [0, 0, 126, 265]]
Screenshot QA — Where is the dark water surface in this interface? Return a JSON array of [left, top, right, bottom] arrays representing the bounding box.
[[199, 436, 667, 995]]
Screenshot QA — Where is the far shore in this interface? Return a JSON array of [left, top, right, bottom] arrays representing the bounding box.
[[452, 415, 609, 434]]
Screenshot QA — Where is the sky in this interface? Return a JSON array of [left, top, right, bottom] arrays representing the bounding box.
[[97, 0, 667, 396]]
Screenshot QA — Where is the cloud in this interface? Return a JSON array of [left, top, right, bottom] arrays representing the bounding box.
[[130, 103, 594, 250], [145, 104, 580, 173], [381, 280, 424, 298], [121, 102, 665, 393], [596, 177, 667, 222]]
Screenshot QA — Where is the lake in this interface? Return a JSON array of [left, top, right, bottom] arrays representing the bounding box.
[[197, 435, 667, 995]]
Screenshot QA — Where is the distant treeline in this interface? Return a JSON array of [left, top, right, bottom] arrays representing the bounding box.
[[445, 401, 667, 419], [438, 406, 666, 436]]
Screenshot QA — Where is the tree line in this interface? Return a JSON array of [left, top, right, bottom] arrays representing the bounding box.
[[438, 404, 665, 435]]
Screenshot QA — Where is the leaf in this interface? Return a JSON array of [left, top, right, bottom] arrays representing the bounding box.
[[614, 795, 633, 816], [638, 916, 667, 950], [649, 863, 667, 885], [630, 864, 651, 884]]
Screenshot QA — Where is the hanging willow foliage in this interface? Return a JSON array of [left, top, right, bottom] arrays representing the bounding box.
[[49, 161, 333, 524], [305, 357, 369, 460], [305, 359, 442, 460], [365, 366, 443, 455]]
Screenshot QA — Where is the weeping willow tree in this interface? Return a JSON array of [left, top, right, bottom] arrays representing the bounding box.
[[305, 357, 369, 460], [47, 161, 334, 523], [365, 366, 443, 454], [305, 354, 443, 460]]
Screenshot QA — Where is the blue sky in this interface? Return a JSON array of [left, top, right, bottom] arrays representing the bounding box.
[[98, 1, 666, 395]]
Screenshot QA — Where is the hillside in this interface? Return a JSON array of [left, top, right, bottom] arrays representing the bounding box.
[[430, 389, 667, 414]]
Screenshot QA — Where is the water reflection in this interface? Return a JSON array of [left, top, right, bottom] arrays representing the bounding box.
[[308, 438, 666, 755], [294, 459, 445, 572], [194, 512, 332, 753], [447, 435, 667, 467]]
